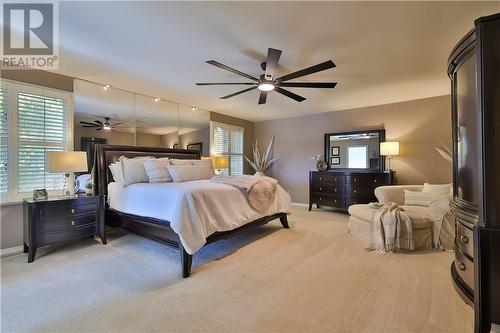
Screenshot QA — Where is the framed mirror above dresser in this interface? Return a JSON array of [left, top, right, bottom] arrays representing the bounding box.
[[309, 129, 395, 211]]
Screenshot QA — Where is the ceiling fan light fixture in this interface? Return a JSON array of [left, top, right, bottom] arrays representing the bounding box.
[[258, 82, 275, 92], [103, 125, 111, 130]]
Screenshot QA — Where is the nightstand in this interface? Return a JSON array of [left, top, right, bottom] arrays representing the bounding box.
[[23, 195, 106, 262]]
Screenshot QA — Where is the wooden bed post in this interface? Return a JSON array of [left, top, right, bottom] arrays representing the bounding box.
[[279, 214, 289, 229], [179, 243, 193, 278]]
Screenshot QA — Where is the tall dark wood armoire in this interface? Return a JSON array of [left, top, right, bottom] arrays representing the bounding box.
[[448, 13, 500, 332]]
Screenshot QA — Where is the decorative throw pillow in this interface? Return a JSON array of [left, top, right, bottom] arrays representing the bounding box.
[[119, 156, 150, 186], [143, 157, 173, 183], [170, 159, 214, 168], [166, 164, 215, 183], [404, 190, 448, 207], [109, 162, 124, 184]]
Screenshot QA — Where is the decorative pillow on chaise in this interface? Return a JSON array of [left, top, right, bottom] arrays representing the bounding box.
[[422, 183, 452, 194], [143, 157, 173, 183], [166, 164, 215, 183], [404, 190, 448, 207]]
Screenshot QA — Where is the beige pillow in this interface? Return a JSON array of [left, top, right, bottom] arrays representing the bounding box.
[[119, 156, 150, 186], [166, 164, 215, 183], [404, 190, 448, 207], [422, 183, 452, 194], [144, 158, 173, 183], [170, 159, 214, 168], [109, 162, 124, 184]]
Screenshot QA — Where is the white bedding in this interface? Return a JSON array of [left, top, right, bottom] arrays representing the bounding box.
[[108, 179, 292, 254]]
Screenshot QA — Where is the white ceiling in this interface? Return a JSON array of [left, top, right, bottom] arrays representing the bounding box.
[[58, 1, 500, 122]]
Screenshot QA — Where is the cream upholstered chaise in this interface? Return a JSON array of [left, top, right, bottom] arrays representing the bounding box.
[[347, 185, 455, 251]]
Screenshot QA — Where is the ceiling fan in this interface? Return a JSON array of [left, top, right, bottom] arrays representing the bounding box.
[[196, 48, 337, 105], [79, 117, 122, 131]]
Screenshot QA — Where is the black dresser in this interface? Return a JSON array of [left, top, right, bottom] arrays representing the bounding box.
[[309, 171, 395, 211], [448, 13, 500, 332], [23, 195, 106, 262]]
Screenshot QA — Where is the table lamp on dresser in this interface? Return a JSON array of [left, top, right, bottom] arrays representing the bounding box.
[[47, 151, 88, 198], [380, 141, 399, 171]]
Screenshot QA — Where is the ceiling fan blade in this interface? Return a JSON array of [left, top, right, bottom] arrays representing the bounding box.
[[206, 60, 259, 82], [265, 48, 282, 80], [94, 120, 103, 125], [96, 128, 102, 131], [220, 86, 257, 99], [80, 121, 99, 126], [274, 87, 306, 102], [196, 82, 256, 86], [258, 91, 267, 105], [82, 125, 100, 128], [110, 122, 122, 126], [276, 60, 336, 82], [279, 82, 337, 88]]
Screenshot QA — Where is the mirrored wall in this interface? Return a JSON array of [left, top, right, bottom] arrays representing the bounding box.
[[73, 79, 210, 159]]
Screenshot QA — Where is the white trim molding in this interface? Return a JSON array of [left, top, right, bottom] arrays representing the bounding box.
[[0, 245, 23, 258]]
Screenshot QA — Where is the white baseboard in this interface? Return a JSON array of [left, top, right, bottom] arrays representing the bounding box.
[[291, 202, 309, 207], [0, 245, 23, 258]]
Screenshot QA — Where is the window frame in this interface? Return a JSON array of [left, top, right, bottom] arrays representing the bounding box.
[[1, 79, 74, 204], [209, 121, 244, 175]]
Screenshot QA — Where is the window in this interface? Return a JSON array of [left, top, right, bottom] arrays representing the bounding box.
[[347, 146, 367, 168], [1, 80, 73, 203], [210, 121, 244, 175]]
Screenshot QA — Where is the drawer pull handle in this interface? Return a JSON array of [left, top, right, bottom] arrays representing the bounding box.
[[374, 179, 377, 183], [460, 235, 469, 244], [334, 178, 337, 181], [354, 178, 357, 182], [319, 187, 322, 191], [71, 208, 75, 214], [458, 262, 466, 271], [334, 189, 337, 192], [319, 177, 322, 181], [71, 220, 75, 226], [319, 198, 322, 201], [334, 200, 337, 203], [354, 190, 357, 193]]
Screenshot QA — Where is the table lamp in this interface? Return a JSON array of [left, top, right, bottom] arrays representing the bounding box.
[[380, 141, 399, 171], [212, 156, 229, 174], [47, 151, 88, 198]]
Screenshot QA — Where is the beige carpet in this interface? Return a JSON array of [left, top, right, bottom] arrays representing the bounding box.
[[1, 205, 473, 333]]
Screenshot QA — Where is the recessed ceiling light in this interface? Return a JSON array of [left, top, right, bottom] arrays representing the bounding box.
[[258, 82, 275, 92], [192, 107, 199, 111], [103, 84, 110, 90], [154, 97, 161, 102]]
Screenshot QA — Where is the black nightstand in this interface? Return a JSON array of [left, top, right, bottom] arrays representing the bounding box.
[[23, 194, 106, 262]]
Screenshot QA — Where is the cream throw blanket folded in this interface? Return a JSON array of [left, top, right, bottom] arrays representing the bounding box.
[[368, 202, 415, 253], [211, 175, 278, 212]]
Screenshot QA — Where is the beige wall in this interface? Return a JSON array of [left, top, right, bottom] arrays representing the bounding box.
[[0, 205, 23, 250], [254, 96, 453, 203], [160, 131, 178, 149], [210, 112, 254, 175], [179, 127, 210, 157], [1, 69, 74, 92], [136, 133, 162, 148]]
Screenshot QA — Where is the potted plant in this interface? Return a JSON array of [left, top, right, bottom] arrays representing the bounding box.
[[244, 136, 277, 177], [84, 182, 93, 195]]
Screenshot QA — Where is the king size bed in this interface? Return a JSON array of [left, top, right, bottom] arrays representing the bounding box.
[[93, 145, 291, 277]]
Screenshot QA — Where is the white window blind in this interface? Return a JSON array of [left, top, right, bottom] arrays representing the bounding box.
[[17, 92, 67, 192], [211, 121, 244, 176], [1, 80, 73, 203], [0, 88, 7, 193]]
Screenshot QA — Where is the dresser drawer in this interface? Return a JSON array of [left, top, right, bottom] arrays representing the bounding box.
[[346, 196, 373, 206], [42, 213, 96, 232], [455, 246, 474, 290], [345, 185, 375, 198], [316, 195, 345, 208], [313, 173, 345, 185], [346, 174, 385, 186], [456, 221, 473, 258], [40, 200, 96, 219], [312, 184, 344, 195]]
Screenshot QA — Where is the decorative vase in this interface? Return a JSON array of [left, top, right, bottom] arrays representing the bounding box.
[[254, 171, 265, 177], [316, 160, 327, 171]]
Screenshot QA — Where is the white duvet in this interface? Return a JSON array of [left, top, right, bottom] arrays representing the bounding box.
[[108, 180, 292, 254]]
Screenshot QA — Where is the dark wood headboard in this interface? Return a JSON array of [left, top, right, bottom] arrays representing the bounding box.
[[93, 145, 200, 197]]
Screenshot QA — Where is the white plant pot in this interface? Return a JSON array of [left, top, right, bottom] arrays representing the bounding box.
[[254, 171, 265, 177], [85, 188, 93, 195]]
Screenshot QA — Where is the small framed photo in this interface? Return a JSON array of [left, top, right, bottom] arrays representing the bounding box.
[[33, 189, 48, 201], [331, 146, 340, 156], [331, 157, 340, 165]]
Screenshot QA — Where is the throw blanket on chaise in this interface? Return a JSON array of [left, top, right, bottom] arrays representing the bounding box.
[[211, 175, 278, 212], [368, 202, 414, 253]]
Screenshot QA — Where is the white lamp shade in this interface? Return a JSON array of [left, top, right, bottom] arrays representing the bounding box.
[[380, 142, 400, 156], [47, 151, 88, 173]]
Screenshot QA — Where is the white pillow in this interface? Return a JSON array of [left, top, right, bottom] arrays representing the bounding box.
[[119, 156, 150, 186], [143, 158, 173, 183], [404, 190, 448, 207], [170, 159, 214, 168], [422, 183, 452, 194], [166, 164, 215, 183], [109, 162, 124, 184]]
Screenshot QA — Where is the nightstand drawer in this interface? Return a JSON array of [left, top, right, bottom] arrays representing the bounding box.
[[39, 224, 97, 245], [42, 213, 96, 232], [40, 201, 96, 219]]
